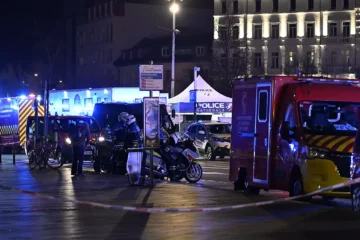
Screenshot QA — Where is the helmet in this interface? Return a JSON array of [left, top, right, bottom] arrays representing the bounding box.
[[127, 115, 136, 125], [118, 112, 129, 123]]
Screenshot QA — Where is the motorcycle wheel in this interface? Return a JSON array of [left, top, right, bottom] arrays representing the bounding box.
[[184, 163, 203, 183], [170, 172, 184, 182]]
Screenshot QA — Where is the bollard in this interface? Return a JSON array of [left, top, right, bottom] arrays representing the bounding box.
[[12, 135, 15, 165], [149, 148, 154, 187]]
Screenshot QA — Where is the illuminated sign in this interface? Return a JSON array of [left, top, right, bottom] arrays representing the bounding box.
[[139, 65, 163, 91]]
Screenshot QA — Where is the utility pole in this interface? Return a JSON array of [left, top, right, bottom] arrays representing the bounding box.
[[44, 78, 49, 136], [245, 0, 249, 77]]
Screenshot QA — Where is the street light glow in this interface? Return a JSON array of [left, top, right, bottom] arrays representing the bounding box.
[[34, 73, 38, 77], [170, 3, 179, 14]]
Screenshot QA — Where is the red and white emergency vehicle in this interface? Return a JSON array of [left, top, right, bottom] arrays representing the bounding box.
[[230, 76, 360, 199], [0, 95, 44, 152]]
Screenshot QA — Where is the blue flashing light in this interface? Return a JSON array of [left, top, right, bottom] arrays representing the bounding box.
[[19, 95, 26, 100]]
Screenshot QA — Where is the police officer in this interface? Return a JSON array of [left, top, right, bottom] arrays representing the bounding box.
[[125, 115, 144, 185], [70, 122, 90, 178], [111, 112, 129, 174], [113, 112, 129, 132]]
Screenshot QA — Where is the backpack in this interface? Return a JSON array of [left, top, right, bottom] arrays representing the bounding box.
[[71, 125, 83, 141]]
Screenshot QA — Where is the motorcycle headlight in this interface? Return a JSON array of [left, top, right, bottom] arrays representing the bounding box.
[[65, 137, 71, 145], [305, 146, 329, 159], [98, 136, 105, 142]]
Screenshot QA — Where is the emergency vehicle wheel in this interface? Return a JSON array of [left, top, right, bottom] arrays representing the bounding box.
[[289, 171, 310, 201], [205, 145, 215, 161], [352, 185, 360, 212]]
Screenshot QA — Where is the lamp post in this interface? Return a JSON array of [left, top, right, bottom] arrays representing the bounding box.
[[169, 0, 180, 98], [193, 67, 200, 123]]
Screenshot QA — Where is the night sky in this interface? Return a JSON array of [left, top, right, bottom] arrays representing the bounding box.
[[0, 0, 64, 68]]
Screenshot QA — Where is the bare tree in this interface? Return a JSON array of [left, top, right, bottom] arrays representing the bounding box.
[[283, 54, 321, 77], [212, 0, 251, 96], [31, 20, 65, 90]]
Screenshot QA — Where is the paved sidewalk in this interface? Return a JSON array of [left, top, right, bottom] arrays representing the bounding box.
[[0, 155, 359, 240]]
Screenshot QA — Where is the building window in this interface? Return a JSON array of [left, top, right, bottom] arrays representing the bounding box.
[[79, 57, 84, 65], [233, 1, 238, 13], [138, 49, 143, 58], [307, 51, 315, 64], [331, 51, 336, 65], [289, 52, 294, 63], [219, 26, 227, 40], [196, 46, 205, 56], [344, 0, 349, 9], [343, 22, 350, 38], [222, 1, 226, 14], [271, 23, 279, 39], [254, 53, 262, 68], [232, 26, 239, 40], [108, 49, 112, 62], [273, 0, 278, 12], [331, 0, 336, 10], [288, 23, 297, 38], [232, 54, 239, 68], [162, 47, 169, 57], [329, 22, 337, 37], [290, 0, 296, 11], [306, 23, 314, 38], [271, 52, 279, 68], [254, 24, 262, 39], [106, 2, 111, 16], [308, 0, 314, 10], [255, 0, 261, 13], [271, 24, 279, 39]]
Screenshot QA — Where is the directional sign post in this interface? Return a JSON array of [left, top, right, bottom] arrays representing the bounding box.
[[139, 65, 164, 91]]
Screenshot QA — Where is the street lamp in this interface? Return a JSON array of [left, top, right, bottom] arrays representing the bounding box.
[[34, 73, 38, 77], [169, 0, 181, 98]]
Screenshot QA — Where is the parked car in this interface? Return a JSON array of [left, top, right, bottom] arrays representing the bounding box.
[[184, 121, 231, 160]]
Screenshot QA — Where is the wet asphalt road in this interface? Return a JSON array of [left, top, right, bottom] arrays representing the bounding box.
[[0, 155, 359, 240]]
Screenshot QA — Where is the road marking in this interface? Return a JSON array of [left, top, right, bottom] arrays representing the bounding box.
[[202, 166, 229, 170], [202, 172, 228, 175]]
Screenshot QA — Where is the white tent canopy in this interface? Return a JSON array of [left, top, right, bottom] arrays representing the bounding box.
[[168, 75, 232, 104]]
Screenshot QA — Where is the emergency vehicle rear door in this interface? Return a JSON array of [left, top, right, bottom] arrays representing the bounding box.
[[253, 83, 272, 185]]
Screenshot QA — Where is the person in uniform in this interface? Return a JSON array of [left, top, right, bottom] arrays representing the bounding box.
[[111, 112, 129, 174], [125, 115, 144, 185], [70, 122, 90, 178]]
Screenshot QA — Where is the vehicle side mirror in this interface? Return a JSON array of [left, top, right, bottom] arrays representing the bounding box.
[[198, 130, 205, 135], [171, 109, 176, 118], [280, 121, 294, 141]]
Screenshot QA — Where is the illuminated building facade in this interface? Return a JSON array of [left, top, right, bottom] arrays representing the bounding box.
[[214, 0, 360, 78]]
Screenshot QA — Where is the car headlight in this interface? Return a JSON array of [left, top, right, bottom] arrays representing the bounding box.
[[98, 136, 105, 142], [305, 146, 329, 159], [65, 137, 71, 144]]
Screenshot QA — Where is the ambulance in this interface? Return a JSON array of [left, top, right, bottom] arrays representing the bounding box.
[[230, 76, 360, 199], [0, 95, 44, 152]]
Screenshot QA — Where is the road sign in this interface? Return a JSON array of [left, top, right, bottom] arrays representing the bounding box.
[[139, 65, 163, 91]]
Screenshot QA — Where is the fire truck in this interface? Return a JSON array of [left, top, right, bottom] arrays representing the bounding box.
[[0, 95, 44, 152], [230, 76, 360, 199]]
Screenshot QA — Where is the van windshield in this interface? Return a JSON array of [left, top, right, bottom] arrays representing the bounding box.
[[299, 101, 360, 136], [56, 118, 100, 133]]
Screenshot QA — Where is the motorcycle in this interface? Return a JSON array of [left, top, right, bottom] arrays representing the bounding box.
[[143, 132, 203, 183]]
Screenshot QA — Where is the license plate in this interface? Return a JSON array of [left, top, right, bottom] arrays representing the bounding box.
[[84, 151, 93, 155]]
